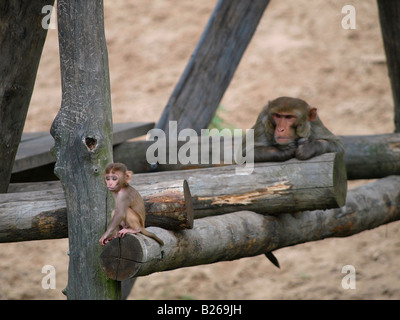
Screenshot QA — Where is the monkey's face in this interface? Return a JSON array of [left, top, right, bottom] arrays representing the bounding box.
[[271, 112, 298, 145], [105, 171, 124, 192]]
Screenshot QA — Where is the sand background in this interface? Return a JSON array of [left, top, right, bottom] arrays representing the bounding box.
[[1, 0, 399, 299]]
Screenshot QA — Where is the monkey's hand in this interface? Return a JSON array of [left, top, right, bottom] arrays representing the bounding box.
[[118, 227, 141, 238], [254, 145, 296, 162], [99, 232, 116, 246], [297, 138, 309, 146], [99, 234, 108, 246], [296, 139, 328, 160]]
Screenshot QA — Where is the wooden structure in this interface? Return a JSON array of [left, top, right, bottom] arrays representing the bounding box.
[[1, 0, 400, 300], [0, 153, 346, 243]]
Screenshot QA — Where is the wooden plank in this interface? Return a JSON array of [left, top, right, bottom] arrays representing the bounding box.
[[12, 122, 154, 173], [112, 122, 154, 145], [20, 132, 48, 142]]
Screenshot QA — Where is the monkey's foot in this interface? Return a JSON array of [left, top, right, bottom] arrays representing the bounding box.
[[104, 235, 117, 245], [118, 227, 141, 238]]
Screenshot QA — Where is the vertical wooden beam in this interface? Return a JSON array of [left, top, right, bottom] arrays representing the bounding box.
[[0, 0, 55, 193], [156, 0, 270, 135], [51, 0, 119, 299], [377, 0, 400, 133]]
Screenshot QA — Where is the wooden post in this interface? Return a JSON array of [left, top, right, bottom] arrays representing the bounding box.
[[0, 0, 55, 193], [377, 0, 400, 133], [51, 0, 118, 299], [100, 175, 400, 280], [156, 0, 270, 134]]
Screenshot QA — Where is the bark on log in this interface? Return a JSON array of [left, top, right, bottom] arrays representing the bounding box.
[[139, 180, 194, 230], [0, 0, 55, 193], [156, 0, 270, 134], [100, 175, 400, 280], [51, 0, 117, 299], [189, 153, 346, 217], [342, 134, 400, 179], [0, 180, 193, 243], [117, 153, 347, 216], [377, 1, 400, 133]]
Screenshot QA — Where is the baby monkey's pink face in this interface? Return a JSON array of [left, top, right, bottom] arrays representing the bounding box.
[[104, 171, 123, 192]]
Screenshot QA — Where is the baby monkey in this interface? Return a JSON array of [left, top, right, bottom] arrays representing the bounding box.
[[99, 162, 164, 246]]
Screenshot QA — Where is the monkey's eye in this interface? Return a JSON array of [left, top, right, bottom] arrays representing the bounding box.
[[106, 177, 110, 181], [112, 177, 118, 181]]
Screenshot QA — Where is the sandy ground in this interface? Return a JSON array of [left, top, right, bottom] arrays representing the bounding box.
[[1, 0, 400, 299]]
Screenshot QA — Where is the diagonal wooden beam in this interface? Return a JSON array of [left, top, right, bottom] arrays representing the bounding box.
[[156, 0, 270, 135]]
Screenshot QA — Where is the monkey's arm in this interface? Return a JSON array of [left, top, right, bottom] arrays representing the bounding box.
[[296, 120, 345, 160], [296, 137, 344, 160], [254, 145, 296, 162]]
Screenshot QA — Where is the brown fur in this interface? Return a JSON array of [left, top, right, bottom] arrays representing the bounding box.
[[99, 163, 164, 246], [245, 97, 344, 162]]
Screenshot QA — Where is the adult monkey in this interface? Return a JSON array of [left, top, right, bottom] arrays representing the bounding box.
[[99, 163, 164, 246], [244, 96, 344, 162], [241, 97, 344, 268]]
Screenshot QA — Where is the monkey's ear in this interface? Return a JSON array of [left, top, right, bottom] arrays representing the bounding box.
[[308, 107, 317, 122], [125, 170, 133, 183]]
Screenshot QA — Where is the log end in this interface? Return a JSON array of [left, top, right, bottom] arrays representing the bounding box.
[[144, 179, 194, 230], [100, 236, 144, 281], [333, 152, 348, 207]]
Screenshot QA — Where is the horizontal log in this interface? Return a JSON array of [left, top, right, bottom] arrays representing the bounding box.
[[113, 134, 400, 180], [9, 153, 347, 217], [100, 175, 400, 280], [189, 152, 346, 217], [120, 153, 346, 216], [11, 133, 400, 183], [0, 180, 193, 243], [342, 134, 400, 179]]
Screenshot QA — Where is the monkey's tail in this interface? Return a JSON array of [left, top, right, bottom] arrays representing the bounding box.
[[265, 251, 280, 269], [141, 229, 164, 246]]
